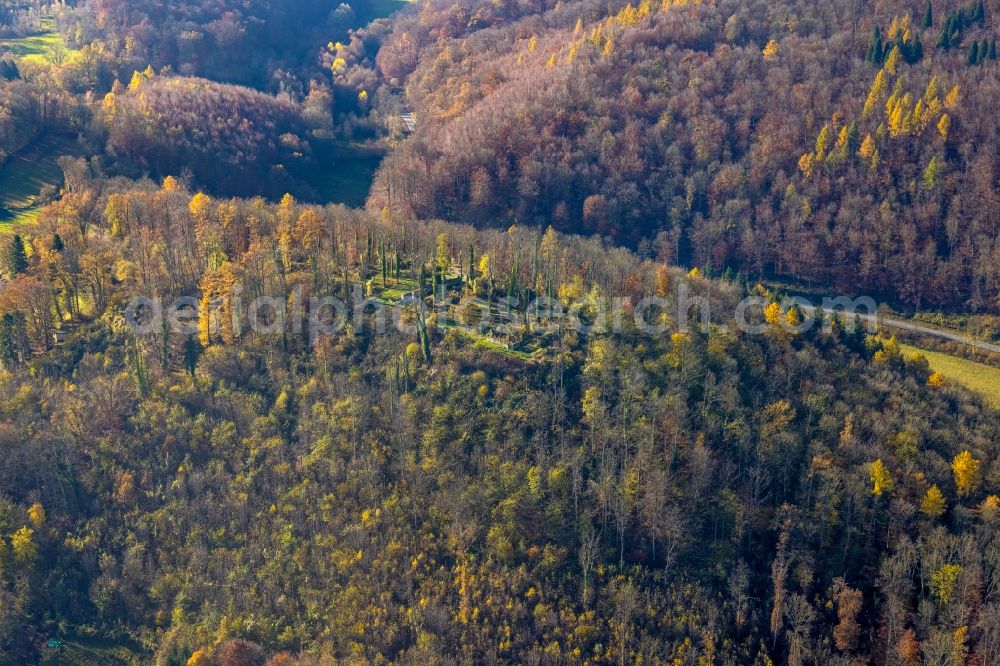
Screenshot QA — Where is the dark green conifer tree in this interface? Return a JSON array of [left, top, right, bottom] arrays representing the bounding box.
[[415, 305, 431, 364], [6, 234, 27, 276], [867, 27, 884, 63], [0, 312, 26, 369], [953, 8, 966, 31], [972, 0, 986, 25], [847, 121, 860, 153], [968, 40, 980, 64], [129, 339, 150, 397], [0, 59, 18, 80], [183, 335, 201, 377], [380, 242, 388, 288]]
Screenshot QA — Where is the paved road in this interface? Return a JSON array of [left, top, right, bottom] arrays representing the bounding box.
[[799, 303, 1000, 355]]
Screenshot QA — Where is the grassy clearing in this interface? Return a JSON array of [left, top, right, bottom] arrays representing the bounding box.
[[378, 275, 420, 302], [357, 0, 416, 26], [43, 639, 145, 665], [3, 207, 41, 227], [901, 343, 1000, 408], [0, 134, 81, 229], [452, 327, 536, 361], [0, 19, 81, 66], [293, 140, 384, 208]]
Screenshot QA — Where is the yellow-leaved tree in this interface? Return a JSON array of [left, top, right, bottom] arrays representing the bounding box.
[[435, 233, 450, 272], [871, 459, 894, 497], [951, 450, 981, 497], [922, 156, 941, 190], [189, 192, 213, 251], [187, 649, 211, 666], [27, 503, 45, 529], [930, 564, 961, 605], [858, 134, 879, 172], [296, 209, 324, 256], [11, 526, 37, 563], [764, 301, 782, 327], [937, 113, 950, 140], [815, 124, 831, 159], [920, 485, 946, 518], [944, 84, 960, 109], [798, 152, 816, 178], [277, 193, 297, 270], [863, 69, 888, 118], [981, 496, 1000, 522], [188, 192, 212, 221], [883, 44, 902, 75], [105, 193, 134, 238]]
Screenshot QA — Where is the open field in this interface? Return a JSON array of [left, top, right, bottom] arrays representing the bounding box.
[[902, 343, 1000, 409], [0, 134, 81, 227], [0, 19, 81, 66], [294, 140, 384, 208]]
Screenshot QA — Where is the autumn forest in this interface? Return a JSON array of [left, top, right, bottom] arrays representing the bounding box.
[[0, 0, 998, 665]]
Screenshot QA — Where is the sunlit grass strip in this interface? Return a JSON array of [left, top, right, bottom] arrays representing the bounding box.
[[902, 343, 1000, 408], [452, 327, 537, 361], [0, 20, 82, 66]]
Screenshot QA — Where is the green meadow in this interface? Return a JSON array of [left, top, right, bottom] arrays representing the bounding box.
[[0, 134, 81, 229], [0, 18, 82, 66], [902, 343, 1000, 409]]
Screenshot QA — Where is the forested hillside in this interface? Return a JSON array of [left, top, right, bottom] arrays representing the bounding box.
[[0, 177, 997, 664], [0, 78, 76, 163], [101, 73, 307, 196], [365, 0, 1000, 311], [0, 0, 999, 664], [0, 0, 395, 206], [0, 0, 49, 37], [5, 0, 998, 311], [59, 0, 379, 87]]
